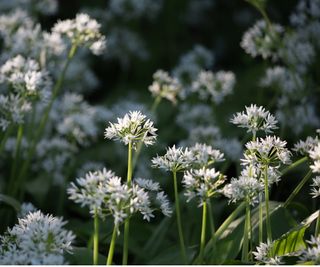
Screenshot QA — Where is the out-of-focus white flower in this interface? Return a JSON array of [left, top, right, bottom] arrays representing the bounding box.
[[104, 110, 157, 149], [310, 176, 320, 198], [299, 235, 320, 264], [192, 70, 235, 104], [241, 20, 284, 61], [0, 211, 75, 265], [152, 145, 193, 172], [17, 202, 37, 218], [52, 13, 106, 55], [231, 104, 278, 135], [294, 136, 319, 156], [253, 242, 283, 265], [148, 70, 182, 105], [183, 167, 225, 204]]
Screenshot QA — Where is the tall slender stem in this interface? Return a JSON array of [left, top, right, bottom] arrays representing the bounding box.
[[281, 156, 308, 176], [151, 95, 162, 113], [199, 201, 207, 263], [315, 212, 320, 237], [107, 226, 117, 265], [264, 165, 272, 243], [259, 193, 263, 243], [283, 170, 312, 208], [122, 141, 132, 265], [14, 44, 77, 199], [173, 171, 187, 264], [242, 201, 250, 262], [93, 209, 99, 265], [0, 126, 13, 155], [207, 200, 215, 236]]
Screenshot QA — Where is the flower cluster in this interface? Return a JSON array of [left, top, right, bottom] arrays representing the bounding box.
[[183, 167, 225, 204], [299, 235, 320, 264], [148, 70, 182, 105], [189, 143, 224, 168], [152, 145, 193, 172], [294, 136, 319, 156], [241, 20, 284, 60], [253, 242, 283, 265], [192, 70, 235, 104], [310, 176, 320, 198], [52, 13, 106, 55], [0, 211, 75, 265], [105, 111, 157, 149], [309, 143, 320, 173], [230, 104, 278, 135]]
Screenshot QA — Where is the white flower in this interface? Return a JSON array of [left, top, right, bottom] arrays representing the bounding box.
[[152, 145, 193, 172], [134, 178, 160, 191], [253, 242, 283, 265], [309, 143, 320, 173], [18, 202, 37, 218], [0, 211, 75, 265], [183, 167, 225, 204], [230, 104, 278, 135], [241, 19, 284, 60], [243, 136, 291, 166], [156, 191, 172, 217], [189, 143, 224, 167], [148, 70, 182, 104], [311, 176, 320, 198], [192, 70, 235, 104], [104, 110, 157, 149], [52, 13, 106, 55], [294, 136, 319, 156], [299, 235, 320, 264]]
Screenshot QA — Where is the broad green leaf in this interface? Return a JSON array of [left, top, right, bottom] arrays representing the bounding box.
[[271, 210, 319, 257], [0, 193, 20, 212]]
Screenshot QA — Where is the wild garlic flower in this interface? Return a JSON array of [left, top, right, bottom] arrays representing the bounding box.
[[104, 110, 157, 149], [294, 136, 319, 156], [299, 235, 320, 264], [253, 242, 283, 265], [309, 143, 320, 173], [241, 20, 284, 60], [0, 55, 52, 101], [52, 13, 106, 55], [189, 143, 224, 168], [230, 104, 278, 135], [148, 70, 182, 105], [152, 145, 193, 172], [0, 211, 75, 265], [18, 202, 37, 218], [311, 176, 320, 198], [222, 166, 264, 206], [192, 70, 235, 104], [183, 167, 225, 204], [243, 136, 291, 166], [68, 168, 119, 217]]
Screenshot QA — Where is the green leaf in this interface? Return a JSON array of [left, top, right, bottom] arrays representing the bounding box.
[[0, 193, 20, 212], [245, 0, 267, 10], [271, 210, 319, 257]]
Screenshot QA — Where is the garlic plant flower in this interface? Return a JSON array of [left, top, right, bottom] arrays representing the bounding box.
[[148, 69, 182, 104], [310, 176, 320, 198], [52, 13, 106, 55], [189, 143, 224, 168], [0, 211, 75, 265], [183, 167, 225, 204], [230, 104, 278, 135], [152, 145, 193, 172], [294, 136, 319, 156], [309, 143, 320, 173], [104, 110, 157, 149], [299, 235, 320, 264], [253, 242, 283, 265]]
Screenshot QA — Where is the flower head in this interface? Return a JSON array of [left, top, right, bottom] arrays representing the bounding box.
[[294, 136, 319, 156], [299, 235, 320, 264], [253, 242, 283, 265], [152, 145, 193, 172], [230, 104, 278, 135], [311, 176, 320, 198], [189, 143, 224, 168], [104, 110, 157, 149], [309, 143, 320, 173]]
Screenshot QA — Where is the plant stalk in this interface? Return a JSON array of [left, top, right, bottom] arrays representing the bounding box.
[[242, 201, 250, 262], [259, 193, 263, 243], [264, 165, 272, 243], [107, 226, 117, 265], [199, 201, 207, 263], [94, 209, 99, 265]]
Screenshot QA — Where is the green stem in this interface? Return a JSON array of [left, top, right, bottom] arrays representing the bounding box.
[[9, 124, 24, 193], [315, 212, 320, 237], [242, 201, 250, 262], [173, 171, 187, 264], [264, 165, 272, 243], [0, 126, 12, 155], [122, 141, 133, 265], [14, 44, 77, 199], [283, 170, 312, 208], [259, 193, 263, 243], [107, 226, 117, 265], [281, 156, 308, 177], [199, 201, 207, 263], [151, 95, 162, 113], [93, 209, 99, 265], [207, 201, 215, 236]]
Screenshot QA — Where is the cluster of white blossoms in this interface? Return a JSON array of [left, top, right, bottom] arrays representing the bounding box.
[[243, 136, 291, 166], [299, 235, 320, 264], [241, 20, 284, 60], [148, 70, 182, 105], [189, 143, 224, 168], [0, 55, 52, 101], [104, 110, 157, 149], [18, 202, 37, 218], [68, 168, 172, 225], [0, 0, 58, 16], [192, 70, 235, 104], [0, 211, 75, 265], [152, 145, 193, 172], [183, 167, 225, 204], [52, 13, 106, 55], [230, 104, 278, 135], [310, 176, 320, 198], [253, 241, 283, 265], [309, 143, 320, 173], [294, 136, 319, 156]]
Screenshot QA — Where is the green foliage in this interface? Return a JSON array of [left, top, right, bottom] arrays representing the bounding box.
[[0, 194, 20, 212]]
